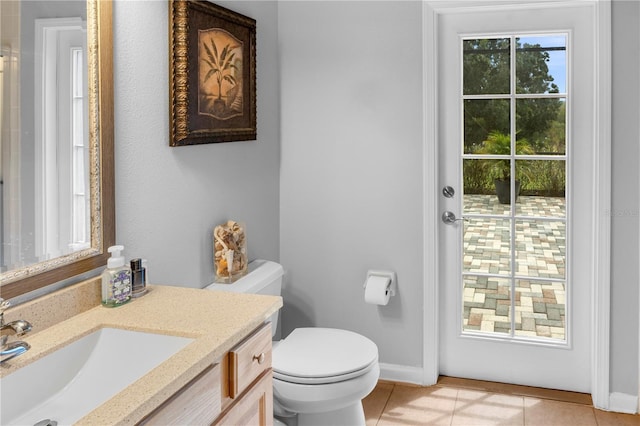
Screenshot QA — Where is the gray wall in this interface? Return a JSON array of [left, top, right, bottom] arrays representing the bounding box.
[[611, 0, 640, 398], [113, 0, 280, 288], [279, 1, 425, 369]]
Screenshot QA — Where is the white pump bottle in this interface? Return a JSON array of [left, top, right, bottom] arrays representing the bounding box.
[[101, 245, 132, 307]]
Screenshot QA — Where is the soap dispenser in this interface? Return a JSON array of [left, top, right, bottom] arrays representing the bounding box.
[[101, 245, 132, 307]]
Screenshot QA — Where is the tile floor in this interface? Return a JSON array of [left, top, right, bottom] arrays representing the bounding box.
[[363, 377, 640, 425]]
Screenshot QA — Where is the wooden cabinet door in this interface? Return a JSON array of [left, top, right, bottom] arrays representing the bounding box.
[[215, 370, 273, 426]]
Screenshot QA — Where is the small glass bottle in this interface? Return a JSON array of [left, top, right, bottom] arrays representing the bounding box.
[[130, 258, 147, 298], [101, 245, 132, 307]]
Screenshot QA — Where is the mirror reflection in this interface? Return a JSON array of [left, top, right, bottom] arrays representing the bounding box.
[[0, 0, 113, 300], [1, 1, 89, 273]]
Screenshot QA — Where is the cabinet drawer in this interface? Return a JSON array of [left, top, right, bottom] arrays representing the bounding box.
[[141, 364, 221, 425], [229, 322, 272, 399]]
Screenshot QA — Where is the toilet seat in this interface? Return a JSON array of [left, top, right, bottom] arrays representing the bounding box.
[[273, 328, 378, 385]]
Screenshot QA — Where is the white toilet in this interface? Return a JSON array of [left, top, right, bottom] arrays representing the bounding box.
[[205, 259, 379, 426]]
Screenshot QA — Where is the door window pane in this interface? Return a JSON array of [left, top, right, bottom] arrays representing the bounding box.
[[515, 220, 566, 279], [463, 159, 511, 216], [516, 98, 566, 155], [464, 99, 510, 154], [516, 35, 566, 94], [464, 218, 511, 275], [463, 276, 511, 334], [515, 279, 566, 340], [516, 160, 566, 217], [463, 38, 510, 95]]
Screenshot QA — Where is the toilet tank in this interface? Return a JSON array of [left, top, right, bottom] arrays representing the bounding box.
[[205, 259, 283, 336]]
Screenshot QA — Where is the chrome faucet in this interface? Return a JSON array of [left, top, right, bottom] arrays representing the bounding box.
[[1, 298, 32, 364]]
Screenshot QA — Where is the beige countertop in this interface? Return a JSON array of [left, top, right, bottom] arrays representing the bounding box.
[[1, 285, 282, 425]]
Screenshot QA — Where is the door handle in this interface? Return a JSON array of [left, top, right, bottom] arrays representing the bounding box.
[[442, 211, 465, 224]]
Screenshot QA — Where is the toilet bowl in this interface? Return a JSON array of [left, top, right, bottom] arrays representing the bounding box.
[[272, 327, 379, 426], [205, 260, 379, 426]]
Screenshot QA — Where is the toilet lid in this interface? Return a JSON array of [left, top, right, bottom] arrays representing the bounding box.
[[273, 328, 378, 383]]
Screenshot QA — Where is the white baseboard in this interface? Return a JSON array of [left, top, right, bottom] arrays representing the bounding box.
[[608, 392, 638, 414], [379, 363, 424, 385]]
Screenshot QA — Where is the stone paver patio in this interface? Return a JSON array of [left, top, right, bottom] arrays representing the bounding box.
[[461, 194, 567, 340]]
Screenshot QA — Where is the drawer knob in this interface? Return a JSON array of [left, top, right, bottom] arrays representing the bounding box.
[[253, 353, 266, 364]]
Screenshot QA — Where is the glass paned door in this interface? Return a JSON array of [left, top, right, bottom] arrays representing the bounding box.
[[461, 34, 568, 342], [438, 3, 596, 392]]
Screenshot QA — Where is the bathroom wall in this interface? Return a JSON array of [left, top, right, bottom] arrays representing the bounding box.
[[279, 0, 640, 398], [610, 0, 640, 400], [113, 0, 280, 288], [279, 1, 425, 370]]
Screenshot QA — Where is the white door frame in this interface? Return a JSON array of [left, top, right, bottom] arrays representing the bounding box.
[[422, 0, 611, 410]]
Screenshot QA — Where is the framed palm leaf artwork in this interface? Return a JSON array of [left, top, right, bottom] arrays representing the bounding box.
[[169, 0, 256, 145]]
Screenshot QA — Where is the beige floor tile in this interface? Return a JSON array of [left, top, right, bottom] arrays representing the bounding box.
[[363, 382, 394, 426], [523, 397, 597, 426], [438, 376, 593, 406], [377, 384, 458, 425], [364, 379, 637, 426], [452, 389, 524, 425], [593, 408, 640, 426]]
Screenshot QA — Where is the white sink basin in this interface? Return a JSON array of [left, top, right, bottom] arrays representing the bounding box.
[[0, 327, 193, 425]]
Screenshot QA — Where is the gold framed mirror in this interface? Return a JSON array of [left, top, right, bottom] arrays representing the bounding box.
[[0, 0, 114, 300]]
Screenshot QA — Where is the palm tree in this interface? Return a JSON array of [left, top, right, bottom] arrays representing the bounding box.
[[202, 38, 238, 106], [475, 131, 534, 203], [475, 131, 534, 180]]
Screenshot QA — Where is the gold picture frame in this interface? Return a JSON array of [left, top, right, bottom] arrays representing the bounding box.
[[169, 0, 256, 146]]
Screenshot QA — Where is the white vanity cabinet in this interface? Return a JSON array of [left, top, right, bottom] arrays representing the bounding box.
[[141, 323, 273, 426]]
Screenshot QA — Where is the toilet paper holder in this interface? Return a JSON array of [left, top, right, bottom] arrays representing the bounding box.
[[363, 270, 397, 297]]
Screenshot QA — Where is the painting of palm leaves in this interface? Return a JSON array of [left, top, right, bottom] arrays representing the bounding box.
[[198, 29, 244, 120], [169, 0, 256, 145]]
